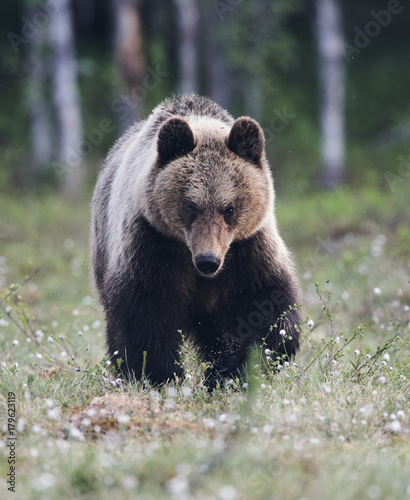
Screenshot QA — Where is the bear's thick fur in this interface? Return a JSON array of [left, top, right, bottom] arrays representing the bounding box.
[[91, 94, 300, 386]]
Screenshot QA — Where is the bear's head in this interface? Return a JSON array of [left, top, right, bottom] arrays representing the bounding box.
[[153, 115, 274, 277]]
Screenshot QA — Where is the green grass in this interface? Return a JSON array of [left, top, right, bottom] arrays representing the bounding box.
[[0, 186, 409, 500]]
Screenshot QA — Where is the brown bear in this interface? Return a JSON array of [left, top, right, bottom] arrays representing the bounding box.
[[90, 94, 300, 387]]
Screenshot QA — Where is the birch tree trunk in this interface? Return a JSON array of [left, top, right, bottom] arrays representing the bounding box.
[[48, 0, 84, 198], [26, 6, 51, 178], [201, 3, 231, 109], [114, 0, 145, 127], [315, 0, 346, 189], [174, 0, 199, 94]]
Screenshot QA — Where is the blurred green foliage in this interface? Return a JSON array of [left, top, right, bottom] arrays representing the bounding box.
[[0, 0, 409, 197]]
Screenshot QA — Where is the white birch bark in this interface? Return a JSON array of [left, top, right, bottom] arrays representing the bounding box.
[[48, 0, 84, 198], [26, 17, 51, 177], [315, 0, 346, 188], [174, 0, 199, 94]]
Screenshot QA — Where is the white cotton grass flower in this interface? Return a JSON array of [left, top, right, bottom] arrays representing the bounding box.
[[386, 420, 402, 434], [69, 427, 84, 441], [218, 485, 237, 500], [321, 383, 331, 394], [117, 414, 130, 424], [383, 353, 390, 362], [17, 418, 25, 433], [263, 424, 273, 434], [33, 473, 56, 491], [47, 408, 61, 421], [121, 475, 138, 491], [0, 318, 9, 326], [167, 475, 190, 497], [354, 350, 360, 356], [307, 319, 314, 328], [279, 329, 286, 336], [82, 296, 92, 305], [373, 287, 382, 296], [366, 485, 382, 499], [166, 387, 178, 398], [265, 348, 272, 355], [333, 336, 340, 344], [47, 336, 53, 343], [12, 340, 19, 346]]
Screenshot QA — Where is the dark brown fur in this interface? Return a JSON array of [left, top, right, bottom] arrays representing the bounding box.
[[90, 94, 301, 387]]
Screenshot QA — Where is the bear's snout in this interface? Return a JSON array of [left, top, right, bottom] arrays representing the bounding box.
[[195, 253, 221, 276]]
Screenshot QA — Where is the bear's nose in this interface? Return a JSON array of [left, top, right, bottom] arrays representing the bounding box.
[[195, 254, 221, 275]]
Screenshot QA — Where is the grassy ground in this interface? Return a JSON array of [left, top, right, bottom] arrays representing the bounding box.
[[0, 185, 409, 500]]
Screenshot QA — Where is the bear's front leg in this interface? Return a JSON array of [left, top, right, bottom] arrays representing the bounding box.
[[105, 293, 185, 385], [198, 286, 301, 386]]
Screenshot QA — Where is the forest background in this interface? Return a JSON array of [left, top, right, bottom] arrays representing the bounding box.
[[0, 1, 410, 499]]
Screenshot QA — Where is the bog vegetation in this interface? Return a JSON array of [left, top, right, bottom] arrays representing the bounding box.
[[0, 187, 409, 499]]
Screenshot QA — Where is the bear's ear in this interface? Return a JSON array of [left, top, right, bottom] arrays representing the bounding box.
[[227, 117, 265, 167], [157, 117, 196, 166]]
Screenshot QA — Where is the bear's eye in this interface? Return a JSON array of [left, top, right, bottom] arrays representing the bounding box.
[[224, 206, 235, 217], [185, 205, 198, 216], [183, 204, 198, 222]]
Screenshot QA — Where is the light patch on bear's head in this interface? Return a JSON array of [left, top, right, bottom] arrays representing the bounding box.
[[152, 115, 275, 277], [188, 116, 231, 143]]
